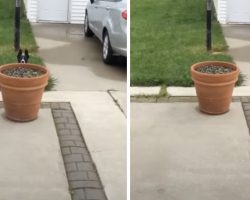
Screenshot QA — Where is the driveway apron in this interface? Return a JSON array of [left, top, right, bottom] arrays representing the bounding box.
[[32, 23, 126, 91], [223, 25, 250, 85]]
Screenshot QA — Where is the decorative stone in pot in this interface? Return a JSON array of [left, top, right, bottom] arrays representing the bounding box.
[[0, 63, 49, 122], [190, 61, 240, 114]]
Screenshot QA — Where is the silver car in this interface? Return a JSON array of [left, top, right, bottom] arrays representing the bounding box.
[[84, 0, 127, 64]]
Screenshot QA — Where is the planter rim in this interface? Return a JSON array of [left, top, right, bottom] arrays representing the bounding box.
[[191, 61, 240, 77], [0, 63, 49, 81]]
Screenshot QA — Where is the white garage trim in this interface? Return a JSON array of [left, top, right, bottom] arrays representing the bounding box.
[[70, 0, 88, 24], [26, 0, 38, 22], [217, 0, 227, 24]]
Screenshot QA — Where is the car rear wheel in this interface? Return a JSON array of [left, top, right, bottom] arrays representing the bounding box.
[[84, 12, 94, 37], [103, 31, 114, 64]]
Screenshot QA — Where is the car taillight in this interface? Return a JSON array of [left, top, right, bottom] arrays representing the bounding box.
[[122, 10, 127, 20]]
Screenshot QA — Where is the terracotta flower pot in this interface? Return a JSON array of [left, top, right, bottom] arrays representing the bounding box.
[[191, 61, 240, 114], [0, 63, 49, 122]]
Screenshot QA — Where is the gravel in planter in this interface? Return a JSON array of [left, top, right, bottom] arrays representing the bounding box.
[[3, 67, 45, 78], [196, 65, 235, 74]]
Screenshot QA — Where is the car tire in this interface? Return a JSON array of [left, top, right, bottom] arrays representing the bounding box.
[[102, 31, 114, 64], [84, 12, 94, 37]]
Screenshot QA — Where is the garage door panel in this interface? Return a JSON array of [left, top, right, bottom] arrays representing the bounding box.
[[228, 0, 250, 23], [39, 0, 69, 22]]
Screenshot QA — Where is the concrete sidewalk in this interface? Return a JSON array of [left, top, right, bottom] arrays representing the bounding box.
[[0, 109, 71, 200], [0, 91, 126, 200], [131, 102, 250, 200]]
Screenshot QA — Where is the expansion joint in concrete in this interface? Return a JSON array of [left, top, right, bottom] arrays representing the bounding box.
[[107, 90, 126, 117]]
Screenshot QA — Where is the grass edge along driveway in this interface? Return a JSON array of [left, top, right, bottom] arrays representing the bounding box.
[[0, 0, 55, 90], [131, 0, 243, 87]]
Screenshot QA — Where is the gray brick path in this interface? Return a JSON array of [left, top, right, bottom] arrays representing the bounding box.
[[242, 102, 250, 129], [50, 102, 107, 200]]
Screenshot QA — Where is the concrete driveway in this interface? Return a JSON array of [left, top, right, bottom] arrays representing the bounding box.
[[32, 23, 126, 91], [222, 25, 250, 85], [29, 23, 127, 200], [132, 102, 250, 200]]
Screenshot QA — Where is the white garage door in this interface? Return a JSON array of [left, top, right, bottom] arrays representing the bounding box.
[[228, 0, 250, 23], [39, 0, 69, 22]]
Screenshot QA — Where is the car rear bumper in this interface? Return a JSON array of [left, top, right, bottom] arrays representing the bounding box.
[[114, 47, 127, 57]]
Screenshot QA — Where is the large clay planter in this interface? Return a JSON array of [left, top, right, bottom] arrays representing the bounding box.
[[191, 61, 240, 114], [0, 63, 49, 122]]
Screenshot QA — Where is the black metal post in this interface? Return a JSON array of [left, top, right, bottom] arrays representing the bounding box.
[[14, 0, 21, 51], [206, 0, 212, 51]]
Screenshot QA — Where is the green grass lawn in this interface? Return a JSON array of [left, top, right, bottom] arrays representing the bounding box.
[[131, 0, 239, 86], [0, 0, 55, 90]]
